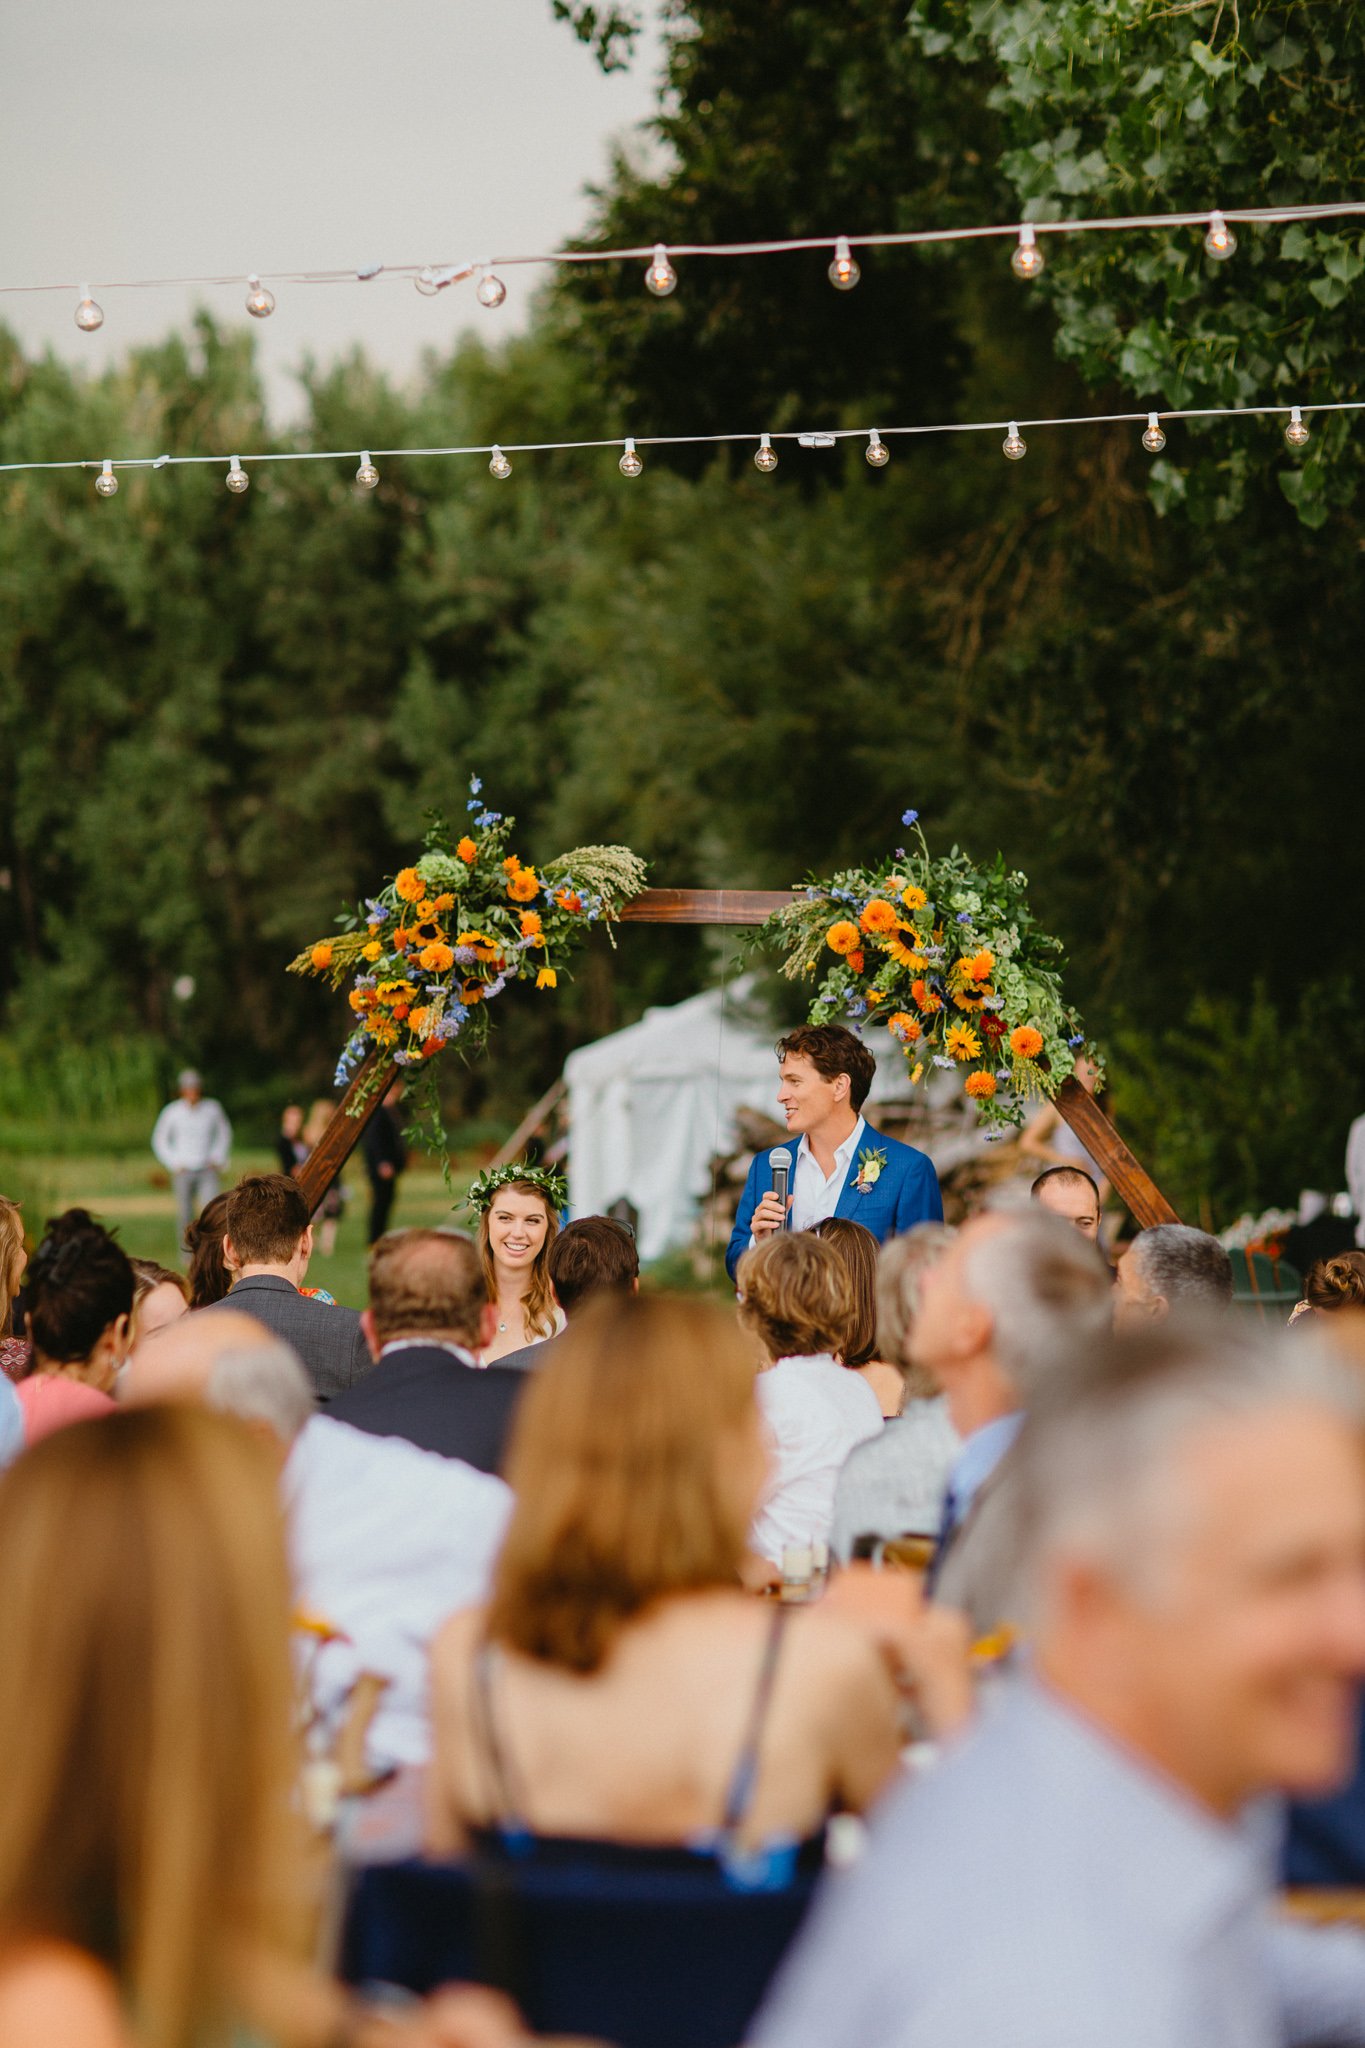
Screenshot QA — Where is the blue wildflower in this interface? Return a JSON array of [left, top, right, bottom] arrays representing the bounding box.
[[469, 774, 482, 794], [364, 897, 388, 923], [454, 945, 477, 967], [902, 809, 919, 826], [466, 798, 481, 813], [476, 810, 501, 828], [847, 998, 868, 1019], [955, 912, 972, 925], [932, 1055, 954, 1069], [487, 975, 507, 999], [894, 847, 906, 861], [1068, 1034, 1086, 1049]]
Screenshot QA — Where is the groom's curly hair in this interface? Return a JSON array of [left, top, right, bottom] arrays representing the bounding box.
[[775, 1024, 876, 1110]]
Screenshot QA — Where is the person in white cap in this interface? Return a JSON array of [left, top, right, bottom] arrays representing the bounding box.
[[151, 1069, 233, 1247]]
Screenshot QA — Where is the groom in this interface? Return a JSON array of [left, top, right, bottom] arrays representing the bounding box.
[[726, 1024, 943, 1283]]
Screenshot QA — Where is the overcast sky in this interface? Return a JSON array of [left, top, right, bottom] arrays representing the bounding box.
[[1, 0, 661, 419]]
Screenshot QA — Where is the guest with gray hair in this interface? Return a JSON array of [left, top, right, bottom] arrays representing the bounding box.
[[752, 1321, 1365, 2048], [1115, 1221, 1234, 1326]]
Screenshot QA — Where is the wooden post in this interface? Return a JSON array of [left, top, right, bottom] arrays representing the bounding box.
[[295, 1050, 398, 1212], [1054, 1075, 1180, 1227]]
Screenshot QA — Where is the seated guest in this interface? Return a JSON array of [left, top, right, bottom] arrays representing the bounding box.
[[0, 1194, 29, 1381], [429, 1293, 905, 1860], [494, 1214, 641, 1370], [1029, 1163, 1102, 1243], [830, 1227, 960, 1563], [14, 1211, 132, 1444], [0, 1404, 528, 2048], [1291, 1250, 1365, 1326], [727, 1026, 942, 1284], [196, 1172, 370, 1397], [736, 1233, 884, 1564], [183, 1188, 231, 1305], [813, 1215, 905, 1416], [327, 1228, 527, 1473], [1114, 1220, 1233, 1325], [752, 1322, 1365, 2048], [913, 1209, 1112, 1633], [129, 1257, 189, 1343]]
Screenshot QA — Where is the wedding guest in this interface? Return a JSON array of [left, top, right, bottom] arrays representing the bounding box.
[[736, 1232, 883, 1564], [150, 1067, 232, 1246], [727, 1025, 942, 1283], [1029, 1163, 1103, 1243], [830, 1226, 960, 1563], [469, 1164, 564, 1364], [183, 1189, 231, 1306], [14, 1211, 132, 1445], [492, 1215, 639, 1372], [0, 1195, 29, 1381], [362, 1081, 407, 1243], [276, 1102, 308, 1176], [1018, 1049, 1109, 1199], [129, 1258, 189, 1344], [196, 1174, 370, 1398], [302, 1097, 346, 1255], [751, 1323, 1365, 2048], [327, 1229, 526, 1473], [1114, 1221, 1233, 1326], [429, 1292, 904, 1859], [0, 1403, 528, 2048], [1294, 1250, 1365, 1323], [813, 1215, 904, 1416]]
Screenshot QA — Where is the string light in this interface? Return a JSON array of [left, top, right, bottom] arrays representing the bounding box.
[[1141, 413, 1166, 453], [245, 274, 275, 319], [754, 432, 778, 473], [225, 456, 249, 494], [1204, 211, 1237, 260], [1284, 405, 1311, 448], [74, 284, 103, 332], [865, 431, 890, 468], [475, 269, 507, 309], [1002, 421, 1027, 461], [645, 245, 677, 297], [94, 459, 118, 498], [489, 445, 512, 478], [619, 437, 643, 478], [355, 452, 379, 488], [1010, 225, 1044, 281], [828, 237, 860, 291]]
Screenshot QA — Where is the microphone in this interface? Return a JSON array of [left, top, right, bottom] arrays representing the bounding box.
[[769, 1147, 793, 1229]]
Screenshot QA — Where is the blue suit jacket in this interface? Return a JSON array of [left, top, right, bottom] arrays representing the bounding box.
[[725, 1121, 943, 1283]]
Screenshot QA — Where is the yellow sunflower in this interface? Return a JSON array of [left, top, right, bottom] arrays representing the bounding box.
[[945, 1022, 982, 1062]]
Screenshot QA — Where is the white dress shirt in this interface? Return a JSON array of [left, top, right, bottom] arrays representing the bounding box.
[[284, 1415, 513, 1769], [751, 1352, 884, 1564], [790, 1114, 867, 1232], [150, 1095, 233, 1172]]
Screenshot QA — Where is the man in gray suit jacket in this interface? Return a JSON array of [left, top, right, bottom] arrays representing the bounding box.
[[195, 1172, 371, 1400]]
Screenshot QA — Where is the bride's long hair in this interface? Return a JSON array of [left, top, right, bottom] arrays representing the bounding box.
[[478, 1181, 560, 1341]]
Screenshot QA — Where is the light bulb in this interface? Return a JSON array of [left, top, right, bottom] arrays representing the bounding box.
[[245, 274, 275, 318], [356, 452, 379, 488], [828, 236, 860, 291], [865, 431, 890, 467], [1141, 412, 1166, 453], [1010, 225, 1045, 281], [1203, 211, 1237, 261], [1284, 405, 1310, 450], [619, 437, 643, 478], [414, 267, 441, 297], [225, 457, 250, 494], [1002, 421, 1027, 462], [489, 445, 512, 479], [476, 269, 507, 309], [754, 433, 778, 473], [94, 460, 118, 498], [74, 284, 104, 332], [645, 244, 677, 297]]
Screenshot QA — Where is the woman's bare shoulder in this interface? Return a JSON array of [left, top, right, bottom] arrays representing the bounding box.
[[432, 1602, 487, 1667], [0, 1943, 131, 2048]]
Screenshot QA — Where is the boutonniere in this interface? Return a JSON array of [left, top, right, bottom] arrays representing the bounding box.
[[853, 1145, 887, 1195]]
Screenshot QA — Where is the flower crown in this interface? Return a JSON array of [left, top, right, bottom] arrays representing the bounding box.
[[465, 1160, 568, 1218]]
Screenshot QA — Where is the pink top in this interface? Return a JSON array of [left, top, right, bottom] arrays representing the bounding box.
[[16, 1375, 116, 1445]]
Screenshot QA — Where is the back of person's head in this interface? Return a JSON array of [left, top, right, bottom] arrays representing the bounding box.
[[961, 1207, 1113, 1398], [0, 1406, 301, 2048], [123, 1309, 284, 1410], [1125, 1223, 1233, 1312], [224, 1174, 310, 1269], [206, 1343, 315, 1447], [0, 1197, 24, 1336], [367, 1228, 486, 1345], [736, 1230, 852, 1362], [1306, 1251, 1365, 1314], [489, 1293, 761, 1673], [25, 1210, 135, 1367], [184, 1191, 232, 1307], [875, 1224, 957, 1393], [775, 1023, 877, 1111], [130, 1259, 189, 1342], [812, 1216, 881, 1367], [547, 1216, 640, 1317]]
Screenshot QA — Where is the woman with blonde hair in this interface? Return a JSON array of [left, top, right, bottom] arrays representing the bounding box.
[[0, 1406, 526, 2048], [467, 1164, 564, 1364], [429, 1292, 902, 1863], [0, 1196, 28, 1380]]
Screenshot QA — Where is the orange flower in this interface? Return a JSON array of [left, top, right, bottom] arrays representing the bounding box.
[[310, 942, 333, 970], [859, 898, 899, 936], [462, 981, 484, 1005], [964, 949, 996, 984], [433, 893, 455, 912], [536, 966, 558, 990], [415, 898, 438, 920], [502, 855, 522, 876], [827, 921, 860, 956], [555, 889, 583, 913], [901, 884, 927, 913], [847, 950, 866, 975], [887, 1011, 922, 1044], [965, 1072, 997, 1100], [421, 1036, 444, 1058], [1009, 1025, 1044, 1061], [411, 1007, 433, 1036], [507, 868, 540, 903], [395, 867, 423, 903], [392, 1002, 410, 1022], [347, 989, 369, 1012], [392, 927, 411, 953], [362, 940, 382, 962], [457, 837, 477, 864], [911, 979, 942, 1014], [519, 910, 543, 938], [419, 942, 455, 972]]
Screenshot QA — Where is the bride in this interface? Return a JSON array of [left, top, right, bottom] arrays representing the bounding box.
[[469, 1162, 566, 1364]]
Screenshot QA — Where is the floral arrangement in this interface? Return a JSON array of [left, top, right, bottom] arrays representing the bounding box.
[[466, 1159, 569, 1216], [757, 811, 1096, 1130], [289, 777, 647, 1116]]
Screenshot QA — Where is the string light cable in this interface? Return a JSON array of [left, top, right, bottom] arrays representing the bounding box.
[[11, 200, 1365, 327], [4, 397, 1355, 495]]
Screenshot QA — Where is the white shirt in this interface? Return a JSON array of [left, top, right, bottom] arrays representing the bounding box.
[[150, 1095, 233, 1172], [1348, 1115, 1365, 1249], [791, 1115, 867, 1232], [284, 1414, 513, 1769], [751, 1352, 884, 1564]]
